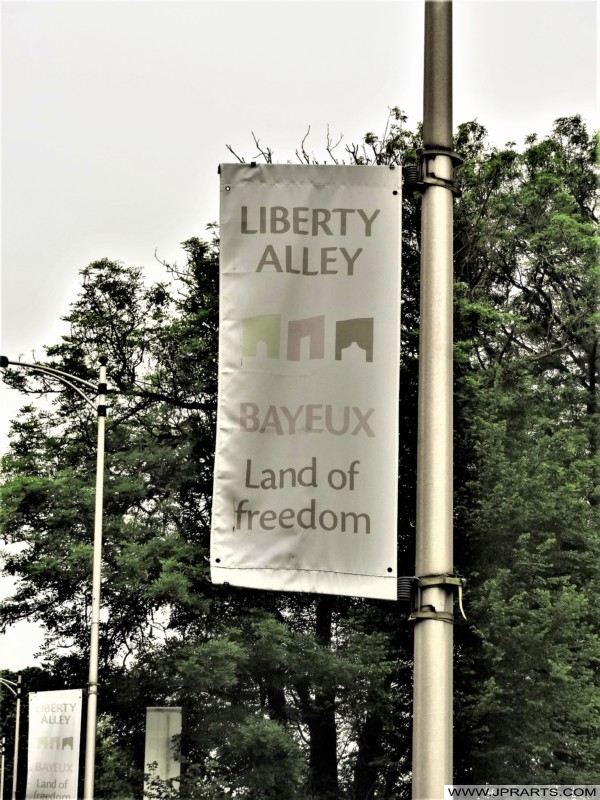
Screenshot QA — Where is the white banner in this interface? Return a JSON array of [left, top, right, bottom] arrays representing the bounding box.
[[143, 707, 182, 798], [211, 164, 401, 600], [26, 689, 82, 800]]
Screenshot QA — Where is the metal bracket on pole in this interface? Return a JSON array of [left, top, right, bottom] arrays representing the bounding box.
[[421, 147, 463, 197], [410, 609, 455, 624], [421, 176, 461, 196], [402, 147, 464, 197], [407, 574, 467, 623], [420, 146, 464, 165]]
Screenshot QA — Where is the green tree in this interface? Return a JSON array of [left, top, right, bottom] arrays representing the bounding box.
[[1, 225, 415, 798], [453, 115, 600, 781], [1, 113, 598, 795]]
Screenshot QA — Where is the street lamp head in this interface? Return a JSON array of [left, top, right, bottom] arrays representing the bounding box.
[[99, 355, 108, 366], [0, 356, 9, 368]]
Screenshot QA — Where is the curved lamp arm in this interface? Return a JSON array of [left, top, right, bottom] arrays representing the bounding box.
[[0, 356, 105, 411], [0, 678, 17, 697]]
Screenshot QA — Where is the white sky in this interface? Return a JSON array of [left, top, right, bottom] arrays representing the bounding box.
[[0, 0, 598, 669]]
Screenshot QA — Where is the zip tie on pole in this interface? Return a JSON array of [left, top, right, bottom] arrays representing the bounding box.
[[405, 574, 467, 623]]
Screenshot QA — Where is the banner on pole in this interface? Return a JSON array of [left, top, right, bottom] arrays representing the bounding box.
[[211, 163, 401, 600], [143, 707, 182, 798], [26, 689, 82, 800]]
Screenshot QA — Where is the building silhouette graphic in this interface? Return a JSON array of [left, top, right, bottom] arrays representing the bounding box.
[[241, 313, 374, 362]]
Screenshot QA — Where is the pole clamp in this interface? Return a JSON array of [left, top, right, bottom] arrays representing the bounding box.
[[421, 176, 461, 196], [421, 147, 463, 197], [420, 146, 464, 166], [410, 610, 455, 624], [402, 147, 464, 197], [407, 574, 467, 624]]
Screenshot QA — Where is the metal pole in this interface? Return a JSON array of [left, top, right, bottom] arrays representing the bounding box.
[[0, 356, 108, 800], [11, 673, 21, 800], [83, 357, 107, 800], [412, 2, 455, 798], [1, 736, 6, 800]]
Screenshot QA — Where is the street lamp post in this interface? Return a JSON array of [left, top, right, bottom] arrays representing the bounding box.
[[1, 735, 5, 800], [0, 356, 108, 800], [0, 673, 22, 800]]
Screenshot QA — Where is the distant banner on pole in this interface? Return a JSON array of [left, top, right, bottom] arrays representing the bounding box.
[[143, 707, 182, 798], [211, 164, 401, 600], [26, 689, 82, 800]]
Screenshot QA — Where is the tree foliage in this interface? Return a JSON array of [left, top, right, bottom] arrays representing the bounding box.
[[1, 112, 598, 795], [453, 114, 600, 782]]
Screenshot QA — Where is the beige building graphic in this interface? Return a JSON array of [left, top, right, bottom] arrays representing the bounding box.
[[287, 315, 325, 360]]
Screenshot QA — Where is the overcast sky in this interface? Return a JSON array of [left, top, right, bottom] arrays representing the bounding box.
[[1, 0, 597, 669]]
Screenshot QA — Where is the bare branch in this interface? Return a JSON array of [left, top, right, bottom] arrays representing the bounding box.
[[154, 248, 171, 269], [296, 125, 312, 165], [225, 144, 245, 163], [524, 345, 569, 363], [345, 143, 362, 165], [326, 125, 344, 165], [381, 109, 392, 149], [251, 132, 273, 163]]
